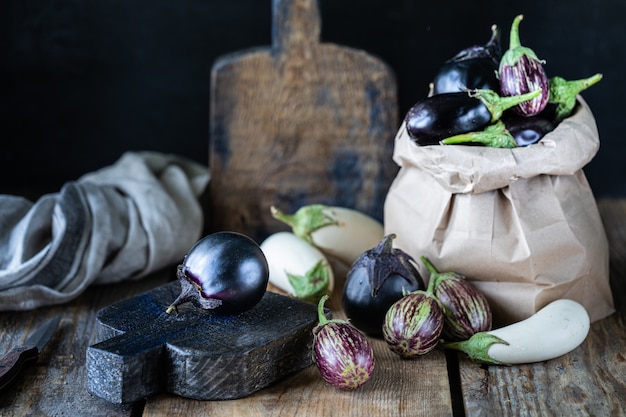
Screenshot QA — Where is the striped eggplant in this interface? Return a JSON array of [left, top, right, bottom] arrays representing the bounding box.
[[383, 291, 444, 358], [421, 257, 492, 342], [499, 14, 549, 116], [312, 295, 375, 390]]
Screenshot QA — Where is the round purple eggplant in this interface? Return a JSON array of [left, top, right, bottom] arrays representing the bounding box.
[[312, 295, 375, 390], [421, 257, 492, 342], [342, 234, 425, 338], [382, 291, 444, 358]]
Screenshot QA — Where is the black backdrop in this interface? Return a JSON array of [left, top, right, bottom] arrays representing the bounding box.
[[2, 0, 625, 197]]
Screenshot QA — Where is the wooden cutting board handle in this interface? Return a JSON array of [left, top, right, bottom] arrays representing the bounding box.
[[273, 0, 321, 54], [208, 0, 398, 242]]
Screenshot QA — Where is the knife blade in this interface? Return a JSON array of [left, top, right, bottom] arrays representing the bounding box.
[[0, 315, 61, 393]]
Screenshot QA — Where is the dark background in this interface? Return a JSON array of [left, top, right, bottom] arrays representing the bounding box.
[[1, 0, 624, 198]]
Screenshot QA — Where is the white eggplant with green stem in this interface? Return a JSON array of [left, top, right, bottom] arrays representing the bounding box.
[[260, 231, 334, 303], [443, 299, 590, 365], [270, 204, 384, 266]]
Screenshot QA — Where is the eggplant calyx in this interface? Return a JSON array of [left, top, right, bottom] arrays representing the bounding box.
[[548, 73, 603, 121], [270, 204, 338, 244], [442, 333, 510, 365], [166, 269, 223, 314], [441, 120, 518, 148], [351, 234, 420, 298], [499, 14, 542, 70], [287, 259, 331, 303], [314, 295, 342, 332], [472, 88, 541, 121]]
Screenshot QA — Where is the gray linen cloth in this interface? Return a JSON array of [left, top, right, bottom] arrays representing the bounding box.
[[0, 151, 210, 311]]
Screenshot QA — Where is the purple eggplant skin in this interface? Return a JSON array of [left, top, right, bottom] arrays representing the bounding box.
[[501, 112, 557, 146], [313, 295, 375, 390], [499, 15, 549, 116], [342, 234, 425, 338], [420, 257, 492, 342], [432, 59, 500, 95], [405, 89, 540, 146], [383, 291, 444, 358], [432, 25, 502, 95]]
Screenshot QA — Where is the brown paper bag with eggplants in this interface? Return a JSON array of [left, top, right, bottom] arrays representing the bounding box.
[[384, 97, 615, 326]]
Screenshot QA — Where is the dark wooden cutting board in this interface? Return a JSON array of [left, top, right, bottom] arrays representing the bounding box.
[[86, 282, 327, 404], [208, 0, 398, 242]]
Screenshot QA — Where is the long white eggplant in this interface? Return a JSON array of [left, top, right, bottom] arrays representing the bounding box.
[[270, 204, 384, 265], [444, 299, 590, 365], [260, 231, 334, 303]]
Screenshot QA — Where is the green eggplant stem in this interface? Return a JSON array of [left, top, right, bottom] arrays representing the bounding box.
[[317, 295, 330, 325], [270, 204, 338, 244], [288, 259, 331, 303], [421, 256, 441, 294], [499, 14, 542, 69], [473, 88, 541, 121], [441, 121, 517, 149], [443, 332, 510, 365], [509, 14, 524, 50], [549, 73, 603, 121]]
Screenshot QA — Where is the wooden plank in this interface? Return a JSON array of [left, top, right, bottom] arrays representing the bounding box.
[[86, 282, 324, 404], [208, 0, 398, 243], [457, 309, 626, 416], [0, 267, 173, 417], [457, 198, 626, 416], [142, 308, 454, 417]]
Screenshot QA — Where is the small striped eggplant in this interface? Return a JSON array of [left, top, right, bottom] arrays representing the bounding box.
[[383, 291, 444, 358], [312, 295, 375, 390], [499, 15, 549, 116], [421, 257, 492, 342]]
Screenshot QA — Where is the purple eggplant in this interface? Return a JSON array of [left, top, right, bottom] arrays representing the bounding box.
[[342, 234, 425, 338], [432, 25, 502, 94], [382, 291, 444, 358], [421, 257, 492, 342], [499, 15, 549, 116], [502, 112, 556, 146], [405, 89, 541, 146], [312, 295, 375, 390]]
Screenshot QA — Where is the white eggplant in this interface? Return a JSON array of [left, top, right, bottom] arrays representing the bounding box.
[[260, 231, 334, 303], [270, 204, 384, 265], [444, 299, 590, 365]]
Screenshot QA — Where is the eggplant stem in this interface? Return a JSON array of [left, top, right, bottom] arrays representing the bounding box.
[[317, 294, 331, 325], [473, 88, 541, 121], [509, 14, 523, 50], [270, 204, 338, 244], [441, 121, 517, 149]]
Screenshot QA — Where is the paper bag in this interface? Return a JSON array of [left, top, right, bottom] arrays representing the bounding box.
[[384, 98, 615, 325]]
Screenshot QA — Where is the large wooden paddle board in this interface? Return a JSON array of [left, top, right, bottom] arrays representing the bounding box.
[[208, 0, 398, 242]]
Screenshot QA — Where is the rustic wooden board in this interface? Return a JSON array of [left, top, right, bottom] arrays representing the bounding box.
[[0, 267, 174, 417], [86, 281, 324, 404], [208, 0, 398, 242], [142, 311, 455, 417]]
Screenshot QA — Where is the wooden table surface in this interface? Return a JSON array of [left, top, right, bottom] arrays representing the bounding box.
[[1, 198, 625, 417]]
